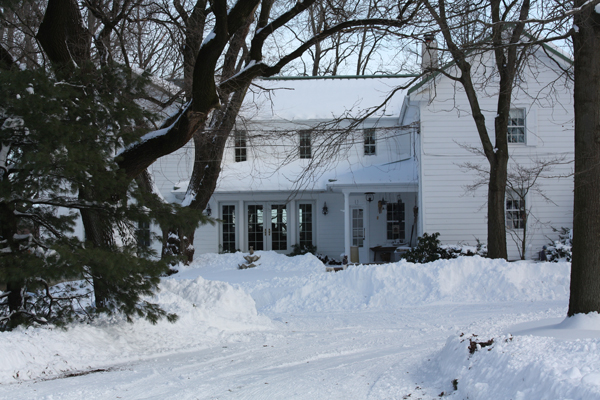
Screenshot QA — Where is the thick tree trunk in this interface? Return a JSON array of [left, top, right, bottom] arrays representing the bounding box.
[[36, 0, 91, 70], [486, 154, 509, 259], [182, 229, 195, 264], [426, 0, 522, 261], [166, 9, 257, 263], [179, 1, 208, 99], [0, 201, 24, 324], [568, 2, 600, 316], [177, 84, 251, 262], [0, 45, 15, 69], [79, 189, 115, 310]]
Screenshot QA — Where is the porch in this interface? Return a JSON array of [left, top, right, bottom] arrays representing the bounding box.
[[336, 190, 419, 264]]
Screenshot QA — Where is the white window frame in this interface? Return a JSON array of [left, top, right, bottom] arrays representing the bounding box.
[[505, 190, 525, 230], [136, 220, 151, 248], [364, 128, 376, 156], [234, 130, 247, 162], [299, 130, 312, 159], [507, 108, 526, 144], [297, 202, 315, 249], [386, 201, 405, 241], [220, 203, 238, 253], [352, 208, 365, 247]]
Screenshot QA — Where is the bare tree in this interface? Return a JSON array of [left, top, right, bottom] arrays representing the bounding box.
[[2, 0, 422, 265], [461, 156, 570, 260], [276, 0, 417, 76], [420, 0, 551, 259], [505, 159, 571, 260], [155, 0, 423, 261]]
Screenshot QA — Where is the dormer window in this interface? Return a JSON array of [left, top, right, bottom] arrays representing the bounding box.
[[299, 130, 312, 159]]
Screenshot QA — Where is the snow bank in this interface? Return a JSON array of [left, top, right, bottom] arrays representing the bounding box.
[[0, 275, 271, 384], [0, 251, 577, 392], [254, 256, 570, 313], [428, 325, 600, 400]]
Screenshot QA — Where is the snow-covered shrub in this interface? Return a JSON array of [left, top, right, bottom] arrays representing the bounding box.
[[288, 243, 317, 256], [316, 254, 342, 265], [442, 238, 488, 259], [401, 233, 486, 264], [547, 227, 572, 262]]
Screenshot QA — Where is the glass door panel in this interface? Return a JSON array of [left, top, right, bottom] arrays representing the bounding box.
[[352, 208, 364, 247], [298, 203, 313, 248], [270, 204, 287, 251], [247, 204, 264, 251], [221, 205, 236, 253]]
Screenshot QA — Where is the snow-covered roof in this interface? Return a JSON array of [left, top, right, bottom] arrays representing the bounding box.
[[326, 159, 418, 191], [178, 158, 418, 195], [241, 76, 415, 121]]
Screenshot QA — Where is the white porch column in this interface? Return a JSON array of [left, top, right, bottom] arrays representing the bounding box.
[[344, 191, 351, 260]]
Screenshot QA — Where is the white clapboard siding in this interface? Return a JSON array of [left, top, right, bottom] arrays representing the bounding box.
[[413, 46, 573, 259]]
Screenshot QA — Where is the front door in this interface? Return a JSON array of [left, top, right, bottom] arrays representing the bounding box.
[[247, 203, 288, 252], [351, 207, 366, 263]]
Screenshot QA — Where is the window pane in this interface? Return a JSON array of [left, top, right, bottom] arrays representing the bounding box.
[[234, 130, 247, 162], [247, 205, 264, 251], [506, 192, 525, 230], [136, 221, 151, 248], [222, 205, 236, 252], [271, 205, 287, 251], [298, 203, 313, 248], [386, 202, 405, 240], [364, 128, 376, 155], [507, 109, 526, 143], [352, 208, 364, 247], [299, 131, 312, 159]]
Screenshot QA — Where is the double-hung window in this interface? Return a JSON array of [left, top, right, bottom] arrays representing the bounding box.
[[506, 190, 525, 230], [364, 128, 376, 155], [234, 130, 247, 162], [507, 108, 526, 144], [299, 130, 312, 159], [136, 221, 151, 249]]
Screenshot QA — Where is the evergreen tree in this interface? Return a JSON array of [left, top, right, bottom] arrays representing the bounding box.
[[0, 66, 201, 330]]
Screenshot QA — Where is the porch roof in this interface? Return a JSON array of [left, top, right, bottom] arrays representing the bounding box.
[[172, 158, 418, 198], [325, 158, 418, 192], [214, 158, 418, 194]]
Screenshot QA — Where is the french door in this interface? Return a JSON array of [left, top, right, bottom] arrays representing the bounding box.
[[247, 203, 288, 252]]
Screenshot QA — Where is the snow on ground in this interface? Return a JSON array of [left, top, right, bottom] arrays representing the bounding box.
[[1, 252, 599, 399]]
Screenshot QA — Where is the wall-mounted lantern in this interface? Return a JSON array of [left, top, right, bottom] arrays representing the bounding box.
[[322, 202, 329, 215], [205, 204, 212, 217]]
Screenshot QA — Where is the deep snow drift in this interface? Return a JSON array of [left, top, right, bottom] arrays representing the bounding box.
[[1, 252, 599, 399]]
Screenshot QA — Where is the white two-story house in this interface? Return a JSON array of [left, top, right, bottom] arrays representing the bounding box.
[[150, 42, 574, 262]]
